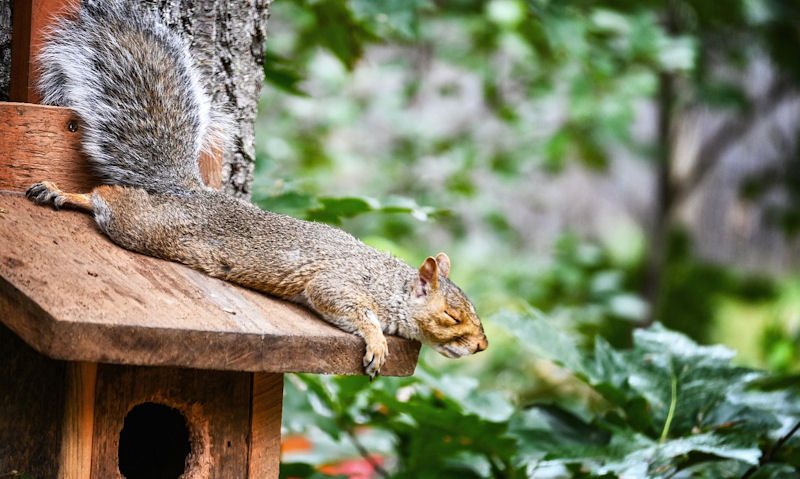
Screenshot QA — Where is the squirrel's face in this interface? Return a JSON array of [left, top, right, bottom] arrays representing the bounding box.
[[411, 253, 488, 358]]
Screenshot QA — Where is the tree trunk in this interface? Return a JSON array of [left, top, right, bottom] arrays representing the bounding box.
[[0, 0, 271, 197], [642, 70, 675, 324], [642, 2, 679, 325]]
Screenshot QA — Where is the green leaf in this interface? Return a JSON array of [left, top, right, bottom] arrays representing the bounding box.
[[377, 196, 442, 220], [256, 191, 319, 216], [596, 433, 760, 477], [747, 463, 800, 479], [263, 51, 308, 96], [308, 197, 377, 223], [491, 307, 588, 376], [308, 0, 377, 69], [627, 324, 757, 437], [697, 81, 749, 111], [349, 0, 432, 39], [415, 369, 515, 422], [656, 35, 696, 72]]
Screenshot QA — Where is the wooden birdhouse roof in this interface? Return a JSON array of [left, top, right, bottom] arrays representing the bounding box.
[[0, 103, 420, 376]]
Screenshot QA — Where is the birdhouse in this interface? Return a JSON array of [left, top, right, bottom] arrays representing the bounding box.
[[0, 2, 420, 478]]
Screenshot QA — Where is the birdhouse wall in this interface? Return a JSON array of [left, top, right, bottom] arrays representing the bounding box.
[[0, 321, 66, 479], [91, 365, 255, 479], [0, 321, 283, 479]]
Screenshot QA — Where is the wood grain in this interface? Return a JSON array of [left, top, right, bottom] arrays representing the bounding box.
[[0, 103, 97, 193], [91, 365, 252, 479], [58, 362, 97, 479], [0, 321, 66, 479], [0, 192, 421, 375], [248, 373, 284, 478], [0, 102, 223, 192]]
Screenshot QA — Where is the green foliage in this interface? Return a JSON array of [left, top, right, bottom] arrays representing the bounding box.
[[283, 368, 522, 478], [255, 191, 443, 226], [283, 313, 800, 477], [502, 234, 648, 347], [259, 0, 800, 477], [762, 322, 800, 374], [264, 51, 307, 96], [656, 230, 776, 342]]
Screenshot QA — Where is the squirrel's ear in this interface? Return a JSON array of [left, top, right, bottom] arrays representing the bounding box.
[[417, 257, 439, 296], [435, 252, 450, 278]]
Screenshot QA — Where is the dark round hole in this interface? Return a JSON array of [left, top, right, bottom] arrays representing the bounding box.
[[118, 402, 191, 479]]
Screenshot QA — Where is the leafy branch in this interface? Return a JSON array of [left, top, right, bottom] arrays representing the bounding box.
[[741, 419, 800, 479]]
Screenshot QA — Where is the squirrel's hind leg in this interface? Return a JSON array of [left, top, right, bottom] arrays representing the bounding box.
[[26, 182, 93, 212]]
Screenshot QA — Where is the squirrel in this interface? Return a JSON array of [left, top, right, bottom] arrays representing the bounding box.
[[25, 1, 488, 378]]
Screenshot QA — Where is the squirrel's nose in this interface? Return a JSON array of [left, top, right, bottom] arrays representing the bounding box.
[[475, 337, 488, 352]]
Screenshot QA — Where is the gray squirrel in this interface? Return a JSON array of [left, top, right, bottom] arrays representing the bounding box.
[[26, 1, 488, 377]]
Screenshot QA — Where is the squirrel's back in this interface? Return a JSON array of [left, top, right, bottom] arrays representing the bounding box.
[[38, 1, 220, 193]]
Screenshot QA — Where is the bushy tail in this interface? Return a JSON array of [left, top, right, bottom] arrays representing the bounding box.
[[38, 1, 225, 193]]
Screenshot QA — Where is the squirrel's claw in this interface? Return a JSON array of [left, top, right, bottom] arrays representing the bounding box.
[[363, 333, 388, 380], [26, 182, 66, 209]]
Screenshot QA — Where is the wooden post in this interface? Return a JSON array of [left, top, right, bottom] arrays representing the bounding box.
[[59, 362, 97, 479], [249, 373, 284, 477], [0, 322, 67, 479], [9, 0, 79, 103]]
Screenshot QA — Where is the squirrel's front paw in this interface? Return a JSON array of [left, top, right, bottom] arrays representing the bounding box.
[[26, 182, 68, 209], [363, 333, 389, 379]]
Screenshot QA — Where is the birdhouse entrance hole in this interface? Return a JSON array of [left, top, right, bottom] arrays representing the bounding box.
[[118, 402, 192, 479]]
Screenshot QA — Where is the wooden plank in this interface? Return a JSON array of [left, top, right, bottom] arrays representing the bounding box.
[[0, 103, 97, 193], [58, 362, 97, 479], [0, 102, 223, 192], [9, 0, 34, 102], [0, 192, 421, 375], [10, 0, 79, 103], [248, 373, 284, 478], [91, 365, 252, 479], [0, 321, 66, 479]]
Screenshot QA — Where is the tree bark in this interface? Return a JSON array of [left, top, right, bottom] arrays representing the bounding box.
[[152, 0, 271, 198], [0, 0, 11, 102], [0, 0, 271, 197]]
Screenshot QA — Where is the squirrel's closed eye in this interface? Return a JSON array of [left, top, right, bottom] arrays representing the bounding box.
[[445, 312, 461, 324]]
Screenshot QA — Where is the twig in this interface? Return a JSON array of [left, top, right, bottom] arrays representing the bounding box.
[[768, 419, 800, 458], [741, 418, 800, 479], [346, 427, 390, 479], [707, 419, 747, 431]]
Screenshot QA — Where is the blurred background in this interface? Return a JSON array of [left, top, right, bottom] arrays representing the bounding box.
[[253, 1, 800, 477]]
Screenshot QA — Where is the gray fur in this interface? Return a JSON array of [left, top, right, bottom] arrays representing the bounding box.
[[37, 0, 224, 194]]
